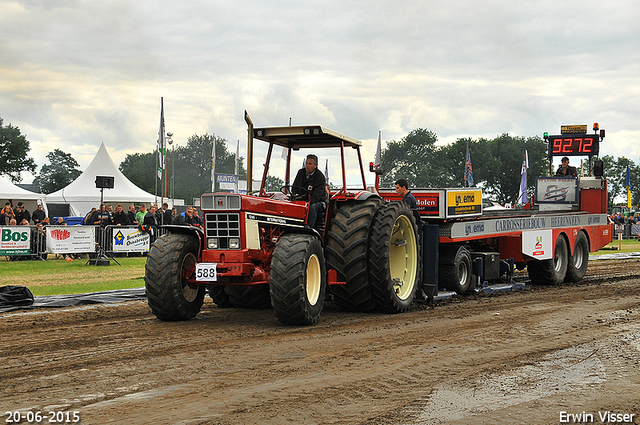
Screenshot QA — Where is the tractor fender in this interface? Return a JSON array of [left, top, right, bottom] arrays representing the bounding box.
[[352, 191, 383, 201], [279, 226, 324, 246], [161, 225, 205, 257]]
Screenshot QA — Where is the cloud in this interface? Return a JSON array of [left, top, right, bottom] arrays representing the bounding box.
[[0, 0, 639, 186]]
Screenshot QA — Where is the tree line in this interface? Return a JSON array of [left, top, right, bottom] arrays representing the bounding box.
[[380, 129, 639, 207], [1, 114, 637, 207]]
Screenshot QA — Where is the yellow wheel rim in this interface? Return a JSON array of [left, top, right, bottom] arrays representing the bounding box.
[[306, 253, 321, 306], [389, 215, 418, 300]]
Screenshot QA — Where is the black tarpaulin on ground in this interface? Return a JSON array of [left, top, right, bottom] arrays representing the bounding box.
[[0, 286, 146, 313]]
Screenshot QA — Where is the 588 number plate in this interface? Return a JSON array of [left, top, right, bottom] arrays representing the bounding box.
[[195, 263, 217, 281]]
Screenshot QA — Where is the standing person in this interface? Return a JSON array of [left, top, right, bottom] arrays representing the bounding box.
[[15, 202, 30, 224], [82, 207, 97, 225], [142, 205, 159, 237], [1, 205, 14, 225], [556, 156, 578, 177], [112, 204, 131, 226], [292, 154, 327, 228], [395, 178, 417, 209], [161, 203, 172, 225], [32, 204, 46, 225], [136, 204, 147, 225], [93, 204, 112, 227], [127, 205, 138, 225], [191, 208, 203, 227]]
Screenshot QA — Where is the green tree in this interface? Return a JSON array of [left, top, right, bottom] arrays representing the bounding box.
[[601, 155, 639, 208], [121, 134, 248, 204], [481, 134, 548, 205], [265, 175, 284, 192], [380, 128, 440, 187], [0, 116, 37, 182], [379, 129, 547, 204], [34, 149, 82, 194], [176, 133, 246, 202], [119, 152, 157, 194]]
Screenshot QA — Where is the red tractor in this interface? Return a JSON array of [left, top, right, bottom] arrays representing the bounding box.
[[145, 118, 420, 325]]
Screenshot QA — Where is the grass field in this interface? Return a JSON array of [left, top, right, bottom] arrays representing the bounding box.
[[1, 238, 639, 296], [594, 237, 640, 255], [0, 256, 146, 296]]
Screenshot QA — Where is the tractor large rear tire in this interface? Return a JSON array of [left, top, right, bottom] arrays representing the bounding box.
[[145, 233, 205, 321], [368, 202, 420, 313], [225, 285, 271, 309], [565, 231, 589, 283], [325, 198, 382, 312], [270, 234, 326, 325], [528, 235, 568, 285], [207, 285, 232, 308]]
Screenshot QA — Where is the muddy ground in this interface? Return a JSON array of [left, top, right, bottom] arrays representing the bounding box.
[[1, 258, 639, 425]]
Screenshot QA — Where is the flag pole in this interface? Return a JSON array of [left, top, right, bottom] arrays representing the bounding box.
[[235, 139, 239, 193]]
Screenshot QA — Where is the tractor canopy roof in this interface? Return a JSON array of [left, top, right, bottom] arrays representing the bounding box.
[[253, 125, 362, 149]]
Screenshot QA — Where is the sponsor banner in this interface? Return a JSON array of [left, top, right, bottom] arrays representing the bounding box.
[[46, 226, 95, 254], [415, 194, 440, 215], [535, 177, 578, 204], [0, 227, 31, 255], [217, 174, 238, 190], [522, 229, 553, 260], [380, 192, 440, 215], [446, 189, 482, 217], [113, 228, 150, 252], [449, 213, 608, 239]]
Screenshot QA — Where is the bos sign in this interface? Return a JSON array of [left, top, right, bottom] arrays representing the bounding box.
[[0, 227, 31, 255]]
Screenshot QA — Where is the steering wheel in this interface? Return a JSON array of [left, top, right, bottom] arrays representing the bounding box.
[[280, 185, 309, 201]]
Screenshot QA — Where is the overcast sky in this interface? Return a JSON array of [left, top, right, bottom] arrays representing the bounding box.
[[1, 0, 639, 187]]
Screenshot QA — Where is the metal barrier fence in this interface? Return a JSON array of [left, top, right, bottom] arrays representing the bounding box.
[[1, 225, 169, 261], [614, 223, 640, 239]]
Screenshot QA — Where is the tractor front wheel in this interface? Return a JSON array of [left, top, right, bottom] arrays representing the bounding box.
[[270, 234, 326, 325], [145, 233, 205, 321]]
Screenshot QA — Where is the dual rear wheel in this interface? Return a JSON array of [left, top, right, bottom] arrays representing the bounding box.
[[528, 231, 589, 285]]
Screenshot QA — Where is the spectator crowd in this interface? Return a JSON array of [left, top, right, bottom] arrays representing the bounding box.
[[2, 200, 204, 260]]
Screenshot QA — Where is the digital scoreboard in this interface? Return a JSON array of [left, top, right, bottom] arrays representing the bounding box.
[[547, 134, 599, 156], [545, 123, 604, 157]]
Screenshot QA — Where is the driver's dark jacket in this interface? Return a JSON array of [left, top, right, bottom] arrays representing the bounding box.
[[292, 168, 327, 204]]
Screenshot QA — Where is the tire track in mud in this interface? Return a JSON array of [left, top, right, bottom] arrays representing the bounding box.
[[1, 259, 639, 424]]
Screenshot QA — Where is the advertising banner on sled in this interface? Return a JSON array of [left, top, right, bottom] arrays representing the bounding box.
[[46, 226, 95, 254], [0, 227, 31, 255], [112, 227, 150, 252]]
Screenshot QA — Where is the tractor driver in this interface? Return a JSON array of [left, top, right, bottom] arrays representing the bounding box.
[[292, 154, 328, 228]]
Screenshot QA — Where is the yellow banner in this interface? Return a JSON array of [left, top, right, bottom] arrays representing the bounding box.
[[446, 189, 482, 216]]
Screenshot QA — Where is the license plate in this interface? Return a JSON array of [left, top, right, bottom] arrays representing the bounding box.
[[195, 263, 217, 281]]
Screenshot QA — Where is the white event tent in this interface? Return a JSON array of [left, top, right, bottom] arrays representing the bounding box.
[[0, 175, 47, 215], [46, 143, 157, 216]]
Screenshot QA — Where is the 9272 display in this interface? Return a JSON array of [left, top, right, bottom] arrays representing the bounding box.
[[547, 134, 599, 156]]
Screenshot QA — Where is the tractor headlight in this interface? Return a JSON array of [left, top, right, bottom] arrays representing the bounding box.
[[208, 238, 218, 249], [229, 238, 240, 249]]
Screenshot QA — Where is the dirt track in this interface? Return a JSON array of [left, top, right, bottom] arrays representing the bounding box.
[[1, 258, 640, 425]]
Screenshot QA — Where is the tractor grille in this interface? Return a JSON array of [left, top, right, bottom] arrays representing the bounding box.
[[205, 213, 240, 249]]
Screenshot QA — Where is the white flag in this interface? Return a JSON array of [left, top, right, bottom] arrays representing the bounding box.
[[324, 159, 330, 184], [374, 131, 382, 169], [157, 98, 165, 179]]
